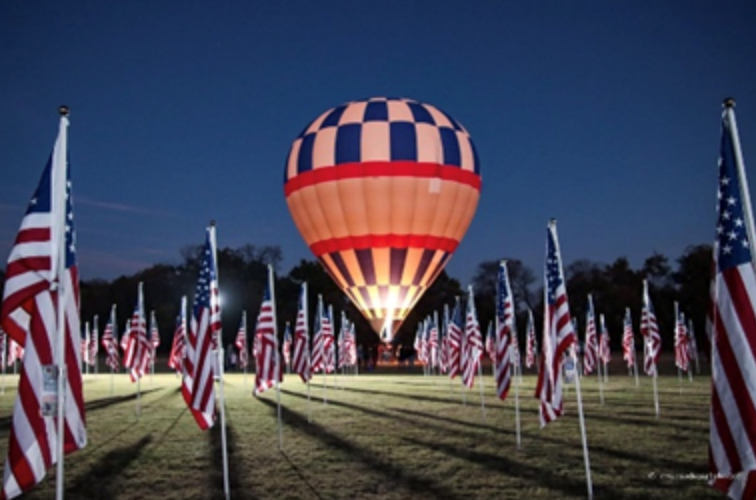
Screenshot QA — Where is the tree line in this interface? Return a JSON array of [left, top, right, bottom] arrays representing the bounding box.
[[0, 243, 712, 357]]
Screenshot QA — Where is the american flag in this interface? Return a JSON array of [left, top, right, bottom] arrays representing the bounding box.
[[583, 294, 598, 375], [282, 321, 292, 371], [291, 283, 311, 383], [447, 299, 462, 379], [0, 112, 86, 499], [438, 305, 449, 374], [622, 308, 635, 369], [599, 314, 611, 365], [525, 307, 537, 369], [122, 283, 151, 382], [641, 280, 661, 376], [234, 310, 248, 371], [485, 321, 495, 361], [183, 226, 220, 430], [254, 265, 281, 396], [709, 100, 756, 499], [346, 321, 358, 367], [168, 297, 186, 374], [462, 286, 483, 388], [337, 314, 348, 369], [495, 260, 514, 401], [323, 305, 336, 373], [311, 295, 326, 374], [674, 305, 689, 372], [89, 316, 99, 368], [149, 310, 160, 364], [120, 318, 131, 354], [80, 322, 90, 367], [428, 315, 439, 370], [7, 337, 24, 367], [687, 318, 699, 369], [535, 220, 577, 427]]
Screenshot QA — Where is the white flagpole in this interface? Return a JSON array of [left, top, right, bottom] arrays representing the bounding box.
[[53, 107, 69, 500], [596, 358, 604, 405], [572, 345, 594, 500], [110, 305, 117, 396], [243, 310, 248, 389], [1, 332, 6, 395], [135, 282, 144, 419], [302, 283, 312, 423], [208, 222, 231, 500], [513, 348, 521, 450], [632, 349, 639, 388], [725, 99, 756, 259], [94, 315, 99, 375], [268, 264, 283, 451], [477, 352, 486, 423], [85, 321, 90, 375]]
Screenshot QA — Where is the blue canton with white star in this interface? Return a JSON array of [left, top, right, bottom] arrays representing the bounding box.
[[717, 114, 752, 271], [546, 227, 562, 305], [193, 230, 217, 315]]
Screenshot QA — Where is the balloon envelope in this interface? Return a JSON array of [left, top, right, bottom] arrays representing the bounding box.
[[284, 97, 481, 337]]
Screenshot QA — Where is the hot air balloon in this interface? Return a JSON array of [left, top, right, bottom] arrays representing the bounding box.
[[284, 97, 481, 340]]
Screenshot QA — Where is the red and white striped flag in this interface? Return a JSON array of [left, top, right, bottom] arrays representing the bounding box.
[[641, 280, 661, 376], [89, 316, 99, 368], [183, 226, 220, 430], [525, 307, 537, 369], [674, 305, 689, 372], [709, 99, 756, 499], [254, 265, 281, 395], [6, 337, 23, 367], [122, 283, 151, 382], [495, 260, 514, 401], [428, 316, 439, 369], [438, 305, 450, 374], [622, 308, 635, 369], [462, 286, 483, 388], [282, 321, 293, 371], [234, 310, 248, 371], [337, 314, 348, 369], [534, 220, 577, 427], [323, 305, 336, 373], [583, 294, 598, 375], [485, 321, 495, 361], [599, 314, 611, 365], [101, 305, 120, 371], [168, 297, 186, 374], [447, 299, 462, 378], [0, 111, 86, 498], [311, 295, 326, 374], [149, 310, 160, 365], [291, 283, 311, 383], [80, 322, 90, 367]]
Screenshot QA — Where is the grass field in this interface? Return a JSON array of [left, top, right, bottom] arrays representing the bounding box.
[[0, 368, 719, 500]]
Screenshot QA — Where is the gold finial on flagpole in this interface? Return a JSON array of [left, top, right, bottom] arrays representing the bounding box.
[[59, 105, 70, 116], [723, 98, 736, 109]]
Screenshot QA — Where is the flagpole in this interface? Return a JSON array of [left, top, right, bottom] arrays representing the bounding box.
[[243, 310, 248, 389], [632, 350, 639, 388], [477, 352, 486, 423], [135, 282, 144, 419], [514, 353, 521, 450], [572, 345, 594, 500], [596, 360, 604, 405], [267, 265, 283, 450], [54, 106, 69, 500], [302, 283, 312, 423], [209, 222, 231, 500]]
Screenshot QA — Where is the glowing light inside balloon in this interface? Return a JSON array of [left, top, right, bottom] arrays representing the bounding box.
[[283, 97, 481, 336]]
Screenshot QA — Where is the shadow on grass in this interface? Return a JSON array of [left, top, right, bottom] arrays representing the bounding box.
[[208, 415, 252, 500], [257, 397, 464, 500], [66, 435, 152, 499], [280, 451, 326, 500], [308, 382, 463, 406], [85, 388, 162, 413], [402, 435, 654, 500]]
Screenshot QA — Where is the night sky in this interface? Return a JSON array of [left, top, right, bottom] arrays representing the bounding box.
[[2, 1, 755, 285]]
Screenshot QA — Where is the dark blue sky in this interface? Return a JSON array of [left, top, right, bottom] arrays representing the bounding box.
[[2, 2, 755, 285]]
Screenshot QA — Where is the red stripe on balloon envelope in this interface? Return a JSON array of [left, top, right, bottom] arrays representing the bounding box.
[[283, 161, 481, 196], [309, 234, 459, 257]]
